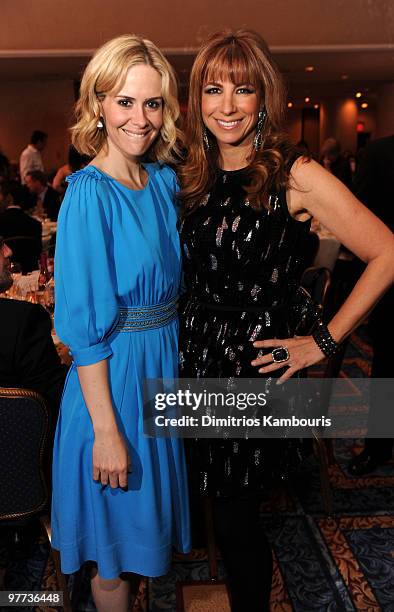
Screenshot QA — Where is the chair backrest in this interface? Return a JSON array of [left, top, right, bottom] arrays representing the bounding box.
[[5, 235, 41, 274], [301, 266, 348, 377], [0, 387, 49, 521], [301, 266, 331, 312]]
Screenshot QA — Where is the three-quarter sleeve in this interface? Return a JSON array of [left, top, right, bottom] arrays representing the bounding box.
[[54, 171, 119, 366]]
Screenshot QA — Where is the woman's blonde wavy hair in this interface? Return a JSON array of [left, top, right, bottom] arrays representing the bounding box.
[[71, 34, 181, 164], [178, 29, 297, 213]]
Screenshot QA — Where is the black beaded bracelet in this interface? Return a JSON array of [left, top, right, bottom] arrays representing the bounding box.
[[312, 319, 340, 358]]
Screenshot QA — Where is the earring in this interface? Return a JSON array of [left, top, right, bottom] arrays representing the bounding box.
[[253, 109, 266, 151], [203, 127, 210, 151], [97, 117, 104, 129]]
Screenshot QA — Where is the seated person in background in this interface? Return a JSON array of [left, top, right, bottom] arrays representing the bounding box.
[[0, 182, 42, 273], [25, 170, 61, 221], [0, 236, 67, 411], [52, 145, 90, 195], [0, 149, 10, 182], [320, 137, 353, 189], [0, 237, 67, 589]]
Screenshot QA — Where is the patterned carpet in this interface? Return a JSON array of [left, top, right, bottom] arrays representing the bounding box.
[[2, 326, 394, 611]]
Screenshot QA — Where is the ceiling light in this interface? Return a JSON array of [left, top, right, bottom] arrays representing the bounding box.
[[314, 104, 319, 109], [355, 92, 362, 98], [287, 101, 293, 108], [305, 66, 315, 72], [361, 102, 368, 109], [341, 74, 349, 80], [304, 97, 310, 103]]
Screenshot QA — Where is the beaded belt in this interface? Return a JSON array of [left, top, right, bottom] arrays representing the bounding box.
[[115, 296, 178, 332]]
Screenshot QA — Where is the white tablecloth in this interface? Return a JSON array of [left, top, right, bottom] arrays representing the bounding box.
[[313, 234, 341, 271], [312, 220, 341, 271], [12, 270, 40, 297], [42, 220, 57, 250]]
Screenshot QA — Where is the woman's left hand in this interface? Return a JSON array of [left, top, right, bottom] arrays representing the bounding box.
[[251, 336, 325, 384]]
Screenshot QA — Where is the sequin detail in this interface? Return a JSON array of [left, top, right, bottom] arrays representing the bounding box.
[[216, 217, 228, 247], [200, 193, 210, 206], [249, 324, 262, 342], [210, 254, 218, 270], [179, 159, 311, 498], [270, 268, 279, 283], [270, 194, 279, 211], [225, 346, 236, 361], [232, 216, 241, 232], [183, 243, 191, 259], [251, 284, 261, 299]]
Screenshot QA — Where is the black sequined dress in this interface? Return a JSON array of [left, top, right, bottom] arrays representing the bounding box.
[[179, 166, 313, 498]]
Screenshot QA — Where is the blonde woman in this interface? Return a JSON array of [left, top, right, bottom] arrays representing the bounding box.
[[52, 35, 190, 610]]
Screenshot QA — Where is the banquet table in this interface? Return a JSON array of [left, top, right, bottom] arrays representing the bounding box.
[[0, 276, 71, 365]]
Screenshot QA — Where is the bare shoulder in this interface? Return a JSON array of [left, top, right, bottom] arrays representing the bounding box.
[[287, 156, 394, 265], [286, 156, 320, 220], [287, 156, 353, 218], [289, 156, 328, 192]]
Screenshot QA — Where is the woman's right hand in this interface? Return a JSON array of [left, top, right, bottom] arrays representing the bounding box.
[[92, 429, 131, 488]]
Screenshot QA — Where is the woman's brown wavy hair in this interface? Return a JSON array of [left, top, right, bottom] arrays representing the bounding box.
[[178, 29, 297, 213]]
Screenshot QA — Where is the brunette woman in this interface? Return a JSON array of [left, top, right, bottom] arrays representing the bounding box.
[[178, 30, 394, 611]]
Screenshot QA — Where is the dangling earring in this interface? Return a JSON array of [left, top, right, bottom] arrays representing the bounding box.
[[253, 109, 266, 151], [97, 117, 104, 129], [203, 127, 210, 151]]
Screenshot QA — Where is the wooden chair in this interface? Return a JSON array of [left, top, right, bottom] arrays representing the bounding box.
[[0, 387, 71, 611], [300, 266, 331, 312]]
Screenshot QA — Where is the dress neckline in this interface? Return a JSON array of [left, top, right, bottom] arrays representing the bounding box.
[[86, 164, 151, 193], [218, 166, 248, 174]]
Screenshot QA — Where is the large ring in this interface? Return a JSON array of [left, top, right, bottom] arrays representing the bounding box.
[[271, 346, 290, 363]]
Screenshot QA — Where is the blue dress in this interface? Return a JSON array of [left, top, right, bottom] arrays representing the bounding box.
[[52, 163, 190, 579]]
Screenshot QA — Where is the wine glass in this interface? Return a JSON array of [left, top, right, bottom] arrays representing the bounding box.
[[44, 280, 55, 324], [10, 261, 22, 279], [8, 262, 23, 299]]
